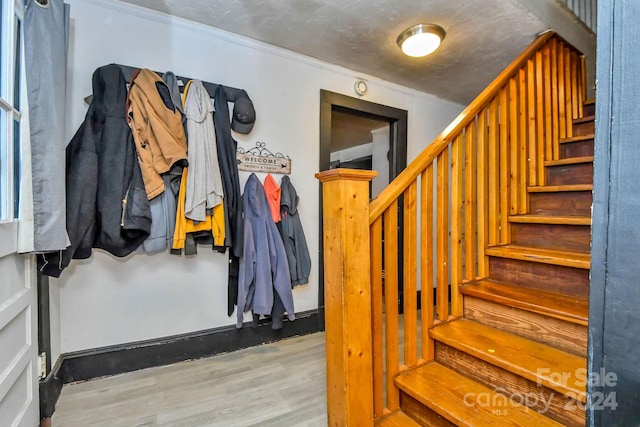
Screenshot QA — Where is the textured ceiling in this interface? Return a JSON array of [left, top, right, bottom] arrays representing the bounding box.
[[118, 0, 549, 104]]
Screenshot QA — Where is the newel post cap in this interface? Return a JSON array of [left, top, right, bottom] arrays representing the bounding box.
[[315, 168, 377, 183]]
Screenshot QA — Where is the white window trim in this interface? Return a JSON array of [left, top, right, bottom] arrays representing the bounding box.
[[0, 221, 17, 257], [0, 0, 24, 258]]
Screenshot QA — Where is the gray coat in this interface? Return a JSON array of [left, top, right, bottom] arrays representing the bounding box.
[[279, 176, 311, 287]]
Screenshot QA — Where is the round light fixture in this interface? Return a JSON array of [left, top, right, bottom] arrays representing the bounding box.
[[397, 24, 446, 57]]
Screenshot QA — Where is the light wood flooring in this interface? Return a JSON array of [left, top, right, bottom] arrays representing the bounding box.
[[52, 311, 421, 426], [52, 333, 328, 427]]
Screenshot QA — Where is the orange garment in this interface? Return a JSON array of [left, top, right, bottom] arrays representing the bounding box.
[[263, 173, 281, 223], [127, 69, 188, 199]]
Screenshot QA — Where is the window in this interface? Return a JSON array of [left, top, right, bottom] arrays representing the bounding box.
[[0, 0, 23, 221], [0, 0, 23, 256]]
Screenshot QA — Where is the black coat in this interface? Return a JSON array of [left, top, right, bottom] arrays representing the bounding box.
[[213, 86, 244, 315], [213, 85, 243, 257], [40, 64, 151, 277]]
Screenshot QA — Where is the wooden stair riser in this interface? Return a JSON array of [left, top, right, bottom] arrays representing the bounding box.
[[560, 137, 594, 158], [376, 410, 424, 427], [546, 162, 594, 186], [489, 257, 589, 299], [434, 343, 585, 427], [460, 279, 589, 324], [399, 393, 456, 427], [463, 296, 587, 356], [510, 223, 591, 252], [583, 101, 595, 116], [572, 117, 595, 136], [430, 320, 587, 401], [529, 190, 592, 216], [395, 361, 564, 426]]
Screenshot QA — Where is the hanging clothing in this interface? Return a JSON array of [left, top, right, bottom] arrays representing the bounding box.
[[237, 174, 294, 329], [140, 165, 182, 252], [279, 176, 311, 287], [171, 168, 225, 253], [213, 85, 244, 316], [127, 68, 188, 199], [40, 65, 151, 277], [161, 71, 185, 123], [263, 174, 281, 223], [19, 0, 70, 252], [182, 80, 224, 221], [172, 81, 225, 254], [136, 71, 187, 252], [213, 85, 243, 256]]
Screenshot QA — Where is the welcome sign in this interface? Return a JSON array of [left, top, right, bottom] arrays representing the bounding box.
[[236, 142, 291, 174]]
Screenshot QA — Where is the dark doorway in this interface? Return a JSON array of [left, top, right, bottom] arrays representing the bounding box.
[[328, 109, 389, 197], [319, 90, 407, 184], [318, 89, 408, 328]]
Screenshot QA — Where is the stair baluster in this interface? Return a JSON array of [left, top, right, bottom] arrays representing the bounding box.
[[318, 31, 590, 425]]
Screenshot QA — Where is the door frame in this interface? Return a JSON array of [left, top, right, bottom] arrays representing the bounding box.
[[318, 89, 408, 329], [588, 0, 640, 424]]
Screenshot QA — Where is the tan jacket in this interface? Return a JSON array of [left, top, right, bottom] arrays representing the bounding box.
[[127, 69, 188, 199]]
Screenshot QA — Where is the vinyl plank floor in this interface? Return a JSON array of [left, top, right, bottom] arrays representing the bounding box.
[[52, 333, 327, 427], [53, 310, 425, 426]]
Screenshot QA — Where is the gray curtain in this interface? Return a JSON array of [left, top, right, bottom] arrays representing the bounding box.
[[20, 0, 69, 252]]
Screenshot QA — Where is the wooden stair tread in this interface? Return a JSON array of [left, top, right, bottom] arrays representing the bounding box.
[[584, 99, 595, 105], [460, 279, 589, 325], [396, 362, 563, 426], [486, 244, 590, 269], [573, 114, 595, 124], [508, 214, 591, 225], [375, 410, 421, 427], [528, 184, 593, 193], [429, 320, 586, 402], [560, 134, 594, 143], [545, 156, 594, 166]]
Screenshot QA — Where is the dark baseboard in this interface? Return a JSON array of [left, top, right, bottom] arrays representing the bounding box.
[[317, 305, 326, 332], [58, 309, 321, 384], [39, 358, 63, 420]]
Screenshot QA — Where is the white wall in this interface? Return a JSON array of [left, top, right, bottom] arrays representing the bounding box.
[[330, 142, 373, 164], [53, 0, 463, 354], [371, 126, 391, 198]]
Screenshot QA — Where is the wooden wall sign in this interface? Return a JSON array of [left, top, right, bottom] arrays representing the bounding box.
[[237, 142, 291, 174]]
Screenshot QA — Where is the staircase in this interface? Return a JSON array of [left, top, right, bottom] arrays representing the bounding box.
[[316, 32, 592, 426], [379, 100, 593, 427]]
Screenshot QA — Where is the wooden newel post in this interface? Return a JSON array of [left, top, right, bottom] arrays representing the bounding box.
[[316, 168, 377, 427]]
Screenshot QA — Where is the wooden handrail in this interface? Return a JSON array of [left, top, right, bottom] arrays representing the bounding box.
[[369, 31, 556, 223], [319, 30, 587, 422], [366, 31, 586, 418]]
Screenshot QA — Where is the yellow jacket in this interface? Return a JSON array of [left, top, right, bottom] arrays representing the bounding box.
[[172, 167, 225, 250]]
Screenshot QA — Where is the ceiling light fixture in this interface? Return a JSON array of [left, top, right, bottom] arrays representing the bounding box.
[[397, 24, 446, 57]]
